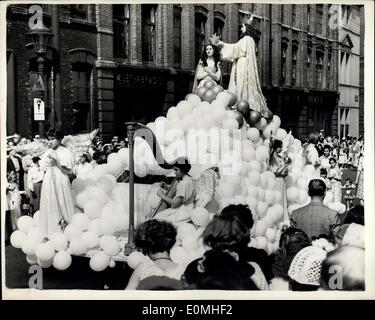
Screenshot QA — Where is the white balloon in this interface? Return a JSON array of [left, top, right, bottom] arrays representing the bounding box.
[[10, 230, 27, 249], [53, 251, 72, 271], [69, 238, 88, 256], [17, 216, 35, 233], [81, 231, 100, 249], [35, 242, 55, 261], [49, 232, 68, 251], [89, 252, 110, 272]]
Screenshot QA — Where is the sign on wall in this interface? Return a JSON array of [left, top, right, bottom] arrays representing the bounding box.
[[33, 98, 45, 121]]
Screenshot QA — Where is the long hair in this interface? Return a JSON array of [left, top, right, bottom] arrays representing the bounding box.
[[241, 23, 260, 42], [200, 44, 221, 71]]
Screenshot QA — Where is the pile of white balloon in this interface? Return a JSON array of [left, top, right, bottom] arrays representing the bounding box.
[[10, 81, 346, 273]]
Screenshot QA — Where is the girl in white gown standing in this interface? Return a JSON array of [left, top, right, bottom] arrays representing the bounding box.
[[39, 131, 75, 237], [211, 14, 269, 114]]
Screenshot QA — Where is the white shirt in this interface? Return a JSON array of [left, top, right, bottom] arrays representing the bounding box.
[[27, 164, 44, 191]]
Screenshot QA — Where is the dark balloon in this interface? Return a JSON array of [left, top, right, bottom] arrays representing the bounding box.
[[202, 89, 217, 103], [262, 109, 274, 123], [248, 110, 262, 126], [236, 100, 250, 116], [195, 86, 208, 99], [233, 111, 244, 129], [212, 85, 224, 95], [228, 92, 238, 107], [204, 80, 216, 89]]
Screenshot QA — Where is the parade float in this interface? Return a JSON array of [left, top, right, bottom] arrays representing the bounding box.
[[10, 81, 346, 274]]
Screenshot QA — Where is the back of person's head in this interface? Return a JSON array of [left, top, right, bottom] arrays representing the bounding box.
[[137, 276, 184, 290], [183, 250, 257, 290], [134, 220, 177, 256], [308, 179, 326, 197], [343, 205, 364, 225], [320, 246, 365, 291], [308, 132, 319, 144], [220, 204, 254, 230], [273, 228, 310, 280], [279, 227, 309, 251], [202, 214, 250, 252], [32, 156, 40, 164]]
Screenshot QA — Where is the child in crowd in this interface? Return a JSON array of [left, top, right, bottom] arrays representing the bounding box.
[[328, 158, 342, 203], [319, 145, 332, 170], [27, 156, 44, 213], [342, 179, 357, 210], [320, 168, 331, 191]]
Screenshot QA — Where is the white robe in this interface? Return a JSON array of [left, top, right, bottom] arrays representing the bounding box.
[[221, 36, 268, 113], [39, 146, 75, 237]]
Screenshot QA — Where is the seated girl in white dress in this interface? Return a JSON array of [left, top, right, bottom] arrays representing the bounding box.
[[125, 220, 186, 290], [193, 44, 222, 92], [153, 157, 196, 226]]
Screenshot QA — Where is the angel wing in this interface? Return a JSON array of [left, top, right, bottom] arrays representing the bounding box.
[[62, 129, 98, 163], [193, 167, 220, 208]]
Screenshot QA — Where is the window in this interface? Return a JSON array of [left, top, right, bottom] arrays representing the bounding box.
[[195, 12, 206, 65], [316, 52, 324, 87], [72, 64, 91, 132], [292, 5, 297, 26], [281, 5, 285, 24], [113, 4, 130, 59], [292, 46, 298, 86], [173, 6, 182, 67], [70, 4, 88, 20], [214, 18, 224, 38], [307, 6, 311, 31], [327, 52, 332, 88], [281, 43, 287, 85], [142, 4, 157, 62], [316, 5, 323, 35], [306, 48, 312, 86]]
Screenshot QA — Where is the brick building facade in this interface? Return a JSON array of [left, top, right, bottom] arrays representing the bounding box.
[[7, 3, 349, 141]]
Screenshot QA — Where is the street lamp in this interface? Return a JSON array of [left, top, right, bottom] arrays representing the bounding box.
[[27, 26, 53, 137]]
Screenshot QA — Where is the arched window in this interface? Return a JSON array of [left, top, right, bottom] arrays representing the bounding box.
[[214, 18, 224, 38], [173, 5, 182, 68], [292, 5, 297, 26], [292, 44, 298, 86], [195, 11, 207, 65], [281, 41, 288, 85], [113, 4, 130, 59], [306, 47, 312, 86], [316, 5, 323, 35], [316, 51, 324, 88], [142, 4, 157, 62], [69, 49, 96, 133]]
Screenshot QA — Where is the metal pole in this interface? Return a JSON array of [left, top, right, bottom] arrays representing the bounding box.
[[51, 6, 62, 130], [124, 122, 136, 255], [37, 56, 45, 137]]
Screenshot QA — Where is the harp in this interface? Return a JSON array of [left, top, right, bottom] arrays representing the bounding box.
[[124, 122, 175, 254]]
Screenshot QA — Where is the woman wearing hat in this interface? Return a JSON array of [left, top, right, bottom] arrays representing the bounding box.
[[153, 157, 196, 226]]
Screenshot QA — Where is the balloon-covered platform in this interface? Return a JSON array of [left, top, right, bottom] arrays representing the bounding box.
[[10, 80, 346, 274]]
